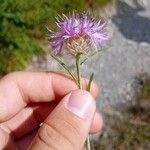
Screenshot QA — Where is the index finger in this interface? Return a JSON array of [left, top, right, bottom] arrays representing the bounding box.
[[0, 71, 99, 122]]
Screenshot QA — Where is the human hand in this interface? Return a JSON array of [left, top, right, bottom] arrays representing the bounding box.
[[0, 72, 103, 150]]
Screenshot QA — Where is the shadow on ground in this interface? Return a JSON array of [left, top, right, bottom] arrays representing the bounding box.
[[112, 0, 150, 43]]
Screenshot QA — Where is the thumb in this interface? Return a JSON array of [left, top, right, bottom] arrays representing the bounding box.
[[29, 90, 96, 150]]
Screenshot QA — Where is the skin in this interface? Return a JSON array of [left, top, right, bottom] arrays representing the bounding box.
[[0, 71, 103, 150]]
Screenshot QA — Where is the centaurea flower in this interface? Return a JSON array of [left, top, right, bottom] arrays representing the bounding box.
[[48, 12, 107, 55]]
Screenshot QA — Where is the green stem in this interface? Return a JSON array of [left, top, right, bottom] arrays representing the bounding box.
[[87, 73, 94, 91], [76, 53, 82, 89], [75, 53, 93, 150], [86, 73, 94, 150], [80, 47, 109, 66], [51, 54, 76, 82], [86, 135, 91, 150]]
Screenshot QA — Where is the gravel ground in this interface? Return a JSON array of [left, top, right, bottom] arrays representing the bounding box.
[[27, 0, 150, 112]]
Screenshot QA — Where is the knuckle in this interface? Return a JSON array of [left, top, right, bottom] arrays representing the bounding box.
[[49, 115, 82, 148], [0, 107, 7, 123], [37, 125, 57, 149], [38, 121, 75, 150], [61, 117, 81, 140]]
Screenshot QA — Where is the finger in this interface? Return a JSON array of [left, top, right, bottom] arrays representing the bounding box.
[[2, 103, 102, 138], [1, 102, 58, 138], [90, 112, 103, 134], [16, 113, 103, 150], [29, 90, 96, 150], [0, 71, 99, 122], [0, 126, 17, 149]]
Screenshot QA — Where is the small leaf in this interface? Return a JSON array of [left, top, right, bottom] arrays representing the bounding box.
[[87, 73, 94, 92], [80, 48, 108, 65], [50, 54, 76, 82]]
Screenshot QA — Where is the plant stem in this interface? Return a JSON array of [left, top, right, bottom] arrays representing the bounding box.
[[76, 53, 82, 89], [86, 135, 91, 150], [80, 47, 108, 65], [51, 54, 76, 82], [87, 73, 94, 91], [75, 53, 92, 150], [86, 73, 94, 150]]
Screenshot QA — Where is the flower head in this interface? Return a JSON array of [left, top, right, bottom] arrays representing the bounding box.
[[48, 12, 108, 54]]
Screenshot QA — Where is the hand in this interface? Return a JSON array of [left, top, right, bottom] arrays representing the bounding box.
[[0, 71, 103, 150]]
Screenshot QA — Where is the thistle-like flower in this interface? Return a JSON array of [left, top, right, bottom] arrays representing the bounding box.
[[48, 12, 108, 55]]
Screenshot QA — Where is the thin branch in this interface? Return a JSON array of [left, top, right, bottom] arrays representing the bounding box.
[[87, 73, 94, 92], [76, 53, 82, 89], [51, 54, 76, 82], [80, 47, 109, 65]]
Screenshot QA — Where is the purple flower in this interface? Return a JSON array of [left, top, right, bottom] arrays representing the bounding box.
[[48, 12, 108, 54]]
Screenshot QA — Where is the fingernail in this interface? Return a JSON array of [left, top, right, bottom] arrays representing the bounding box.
[[65, 90, 95, 119]]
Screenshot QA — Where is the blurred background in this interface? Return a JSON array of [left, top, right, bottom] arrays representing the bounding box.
[[0, 0, 150, 149], [0, 0, 111, 75]]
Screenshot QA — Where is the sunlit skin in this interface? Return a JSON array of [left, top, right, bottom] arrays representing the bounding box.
[[0, 71, 103, 149]]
